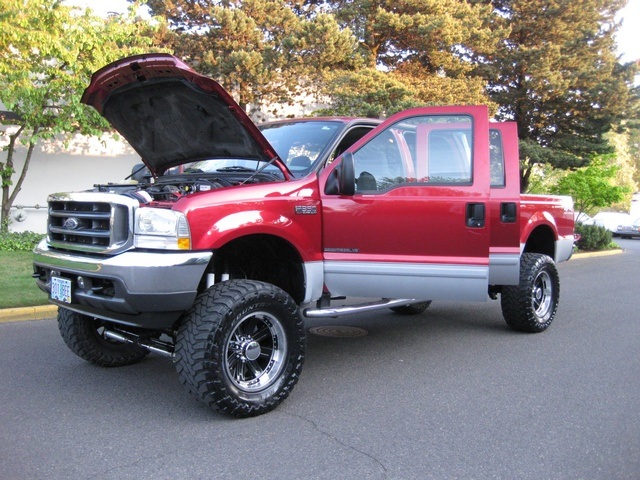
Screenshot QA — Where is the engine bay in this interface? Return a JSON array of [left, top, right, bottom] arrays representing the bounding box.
[[93, 170, 282, 204]]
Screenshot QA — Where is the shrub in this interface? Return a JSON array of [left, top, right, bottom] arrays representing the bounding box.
[[575, 223, 613, 251], [0, 230, 45, 251]]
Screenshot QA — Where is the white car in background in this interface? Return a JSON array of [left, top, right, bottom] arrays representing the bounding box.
[[592, 212, 633, 236], [614, 217, 640, 239]]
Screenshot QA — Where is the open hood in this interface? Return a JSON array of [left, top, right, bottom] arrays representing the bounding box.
[[81, 53, 285, 176]]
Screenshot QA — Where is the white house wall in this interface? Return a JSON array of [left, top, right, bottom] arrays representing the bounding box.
[[5, 133, 139, 234]]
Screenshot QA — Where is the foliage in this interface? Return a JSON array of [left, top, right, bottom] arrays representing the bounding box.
[[0, 0, 162, 230], [146, 0, 360, 110], [551, 155, 629, 216], [297, 0, 506, 71], [314, 68, 422, 118], [606, 128, 639, 211], [145, 0, 505, 116], [0, 229, 44, 251], [316, 62, 497, 118], [574, 223, 613, 251], [0, 251, 48, 308], [302, 0, 505, 115], [620, 84, 640, 187], [477, 0, 637, 191]]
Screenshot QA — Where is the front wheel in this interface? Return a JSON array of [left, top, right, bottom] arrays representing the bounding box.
[[174, 280, 305, 417], [500, 253, 560, 333]]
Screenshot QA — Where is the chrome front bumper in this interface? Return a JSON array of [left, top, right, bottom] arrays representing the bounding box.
[[33, 240, 212, 329]]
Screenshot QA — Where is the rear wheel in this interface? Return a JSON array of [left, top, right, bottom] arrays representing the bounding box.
[[501, 253, 559, 333], [57, 308, 149, 367], [174, 280, 305, 417]]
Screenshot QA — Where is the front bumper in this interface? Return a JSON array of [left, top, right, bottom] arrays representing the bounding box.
[[33, 240, 212, 329]]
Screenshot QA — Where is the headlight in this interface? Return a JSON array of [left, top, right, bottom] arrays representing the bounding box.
[[134, 208, 191, 250]]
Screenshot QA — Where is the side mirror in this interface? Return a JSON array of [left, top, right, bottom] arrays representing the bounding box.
[[338, 152, 356, 196], [324, 152, 356, 196]]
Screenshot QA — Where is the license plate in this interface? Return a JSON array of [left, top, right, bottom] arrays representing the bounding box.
[[51, 276, 72, 304]]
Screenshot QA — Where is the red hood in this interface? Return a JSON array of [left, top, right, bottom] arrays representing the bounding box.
[[81, 53, 287, 177]]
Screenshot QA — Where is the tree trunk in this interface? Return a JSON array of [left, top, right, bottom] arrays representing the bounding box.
[[1, 125, 37, 231]]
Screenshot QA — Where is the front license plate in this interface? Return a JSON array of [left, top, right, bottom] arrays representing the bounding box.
[[51, 276, 72, 304]]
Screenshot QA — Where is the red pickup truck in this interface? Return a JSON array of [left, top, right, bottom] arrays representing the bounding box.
[[33, 54, 575, 417]]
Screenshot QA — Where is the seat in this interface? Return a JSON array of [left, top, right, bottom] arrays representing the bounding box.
[[289, 155, 312, 168], [356, 171, 377, 191]]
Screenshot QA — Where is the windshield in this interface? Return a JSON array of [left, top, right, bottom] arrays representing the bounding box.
[[164, 158, 282, 177], [259, 120, 343, 177], [162, 120, 343, 178]]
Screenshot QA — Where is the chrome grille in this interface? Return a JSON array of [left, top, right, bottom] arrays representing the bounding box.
[[47, 193, 136, 254]]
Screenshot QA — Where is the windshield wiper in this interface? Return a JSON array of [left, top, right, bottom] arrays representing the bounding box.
[[241, 157, 280, 185], [217, 166, 255, 172]]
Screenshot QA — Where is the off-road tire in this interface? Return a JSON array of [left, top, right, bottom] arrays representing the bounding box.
[[501, 253, 560, 333], [57, 308, 149, 367], [390, 301, 432, 315], [174, 280, 305, 418]]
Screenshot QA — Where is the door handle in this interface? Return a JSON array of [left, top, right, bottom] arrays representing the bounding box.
[[466, 203, 485, 228], [501, 202, 517, 223]]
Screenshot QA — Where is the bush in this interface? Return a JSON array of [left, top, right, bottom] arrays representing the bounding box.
[[0, 230, 45, 251], [575, 223, 613, 251]]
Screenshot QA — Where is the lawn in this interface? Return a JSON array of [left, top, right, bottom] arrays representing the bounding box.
[[0, 251, 49, 309]]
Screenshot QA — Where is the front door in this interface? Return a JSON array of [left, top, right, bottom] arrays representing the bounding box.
[[319, 105, 491, 302]]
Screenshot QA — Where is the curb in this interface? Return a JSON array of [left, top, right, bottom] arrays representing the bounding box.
[[0, 304, 58, 324], [571, 248, 624, 259]]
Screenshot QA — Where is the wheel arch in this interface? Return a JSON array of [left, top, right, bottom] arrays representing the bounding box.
[[522, 224, 556, 259], [204, 233, 308, 304]]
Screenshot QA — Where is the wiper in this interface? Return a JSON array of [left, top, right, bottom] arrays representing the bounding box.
[[241, 157, 280, 185], [217, 166, 255, 172]]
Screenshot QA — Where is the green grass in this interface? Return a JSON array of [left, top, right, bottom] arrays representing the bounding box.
[[0, 251, 49, 309]]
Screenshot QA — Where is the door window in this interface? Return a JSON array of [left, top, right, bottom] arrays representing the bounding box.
[[352, 115, 473, 192]]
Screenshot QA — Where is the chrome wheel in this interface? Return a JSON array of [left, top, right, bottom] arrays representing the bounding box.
[[532, 270, 553, 322], [224, 311, 288, 393], [175, 280, 305, 417], [501, 253, 560, 333]]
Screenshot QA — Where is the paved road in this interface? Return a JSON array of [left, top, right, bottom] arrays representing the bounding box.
[[1, 243, 639, 479]]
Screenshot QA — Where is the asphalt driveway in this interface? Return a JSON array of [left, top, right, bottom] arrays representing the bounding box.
[[1, 243, 638, 479]]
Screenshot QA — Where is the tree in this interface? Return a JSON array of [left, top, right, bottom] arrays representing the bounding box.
[[314, 68, 422, 118], [551, 155, 629, 215], [145, 0, 360, 111], [478, 0, 637, 191], [0, 0, 160, 230], [145, 0, 505, 117], [300, 0, 506, 115]]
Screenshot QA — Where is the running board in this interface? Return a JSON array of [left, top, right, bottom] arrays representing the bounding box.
[[303, 299, 418, 319]]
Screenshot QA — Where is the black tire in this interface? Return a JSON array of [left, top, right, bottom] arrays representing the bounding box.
[[174, 280, 305, 418], [57, 308, 149, 367], [390, 301, 432, 315], [500, 253, 560, 333]]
